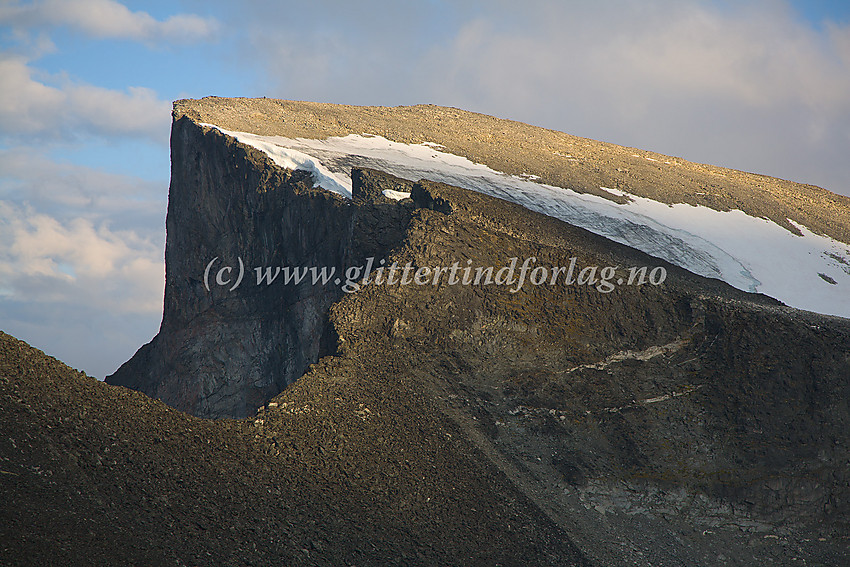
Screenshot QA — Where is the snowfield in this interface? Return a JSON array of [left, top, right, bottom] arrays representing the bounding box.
[[203, 124, 850, 319]]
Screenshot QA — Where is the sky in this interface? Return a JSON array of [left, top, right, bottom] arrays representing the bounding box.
[[1, 0, 849, 378]]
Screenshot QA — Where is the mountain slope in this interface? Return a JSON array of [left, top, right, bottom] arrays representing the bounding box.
[[8, 98, 849, 565], [1, 329, 589, 566]]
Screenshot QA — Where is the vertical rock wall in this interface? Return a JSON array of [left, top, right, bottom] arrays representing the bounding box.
[[107, 117, 358, 418]]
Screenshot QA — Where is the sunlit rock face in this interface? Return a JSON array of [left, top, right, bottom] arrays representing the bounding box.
[[96, 97, 850, 564]]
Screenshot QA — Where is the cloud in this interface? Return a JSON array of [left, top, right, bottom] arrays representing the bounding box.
[[0, 200, 164, 314], [0, 196, 164, 377], [433, 1, 850, 193], [0, 148, 164, 223], [0, 148, 166, 323], [0, 144, 166, 380], [0, 54, 171, 142], [0, 1, 216, 143], [0, 0, 219, 43], [235, 0, 850, 195], [415, 2, 850, 122]]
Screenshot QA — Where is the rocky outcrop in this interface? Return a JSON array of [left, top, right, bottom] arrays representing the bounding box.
[[109, 100, 850, 421], [107, 118, 354, 418], [90, 99, 850, 564], [107, 115, 420, 418], [296, 177, 850, 563]]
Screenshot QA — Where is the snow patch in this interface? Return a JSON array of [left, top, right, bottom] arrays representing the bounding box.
[[203, 124, 850, 319], [200, 124, 352, 198], [599, 186, 630, 198], [382, 189, 411, 201]]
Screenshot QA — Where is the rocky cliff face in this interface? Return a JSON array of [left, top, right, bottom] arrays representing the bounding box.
[[90, 98, 850, 564], [108, 117, 427, 418], [107, 118, 349, 417]]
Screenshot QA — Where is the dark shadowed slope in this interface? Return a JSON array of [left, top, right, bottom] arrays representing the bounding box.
[[1, 328, 589, 566]]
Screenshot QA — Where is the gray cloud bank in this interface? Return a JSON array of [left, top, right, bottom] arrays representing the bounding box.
[[238, 0, 850, 196]]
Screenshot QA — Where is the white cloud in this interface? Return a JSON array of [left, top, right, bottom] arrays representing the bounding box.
[[0, 54, 171, 142], [237, 0, 850, 195], [0, 199, 164, 375], [0, 148, 166, 379], [66, 83, 169, 139], [0, 55, 64, 134], [0, 149, 166, 318], [0, 0, 219, 43], [421, 2, 850, 118], [0, 200, 164, 314], [0, 148, 164, 220], [0, 1, 214, 142], [599, 5, 850, 110]]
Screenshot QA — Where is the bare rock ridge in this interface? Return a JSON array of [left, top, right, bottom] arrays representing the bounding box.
[[48, 96, 847, 564], [174, 96, 850, 244]]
